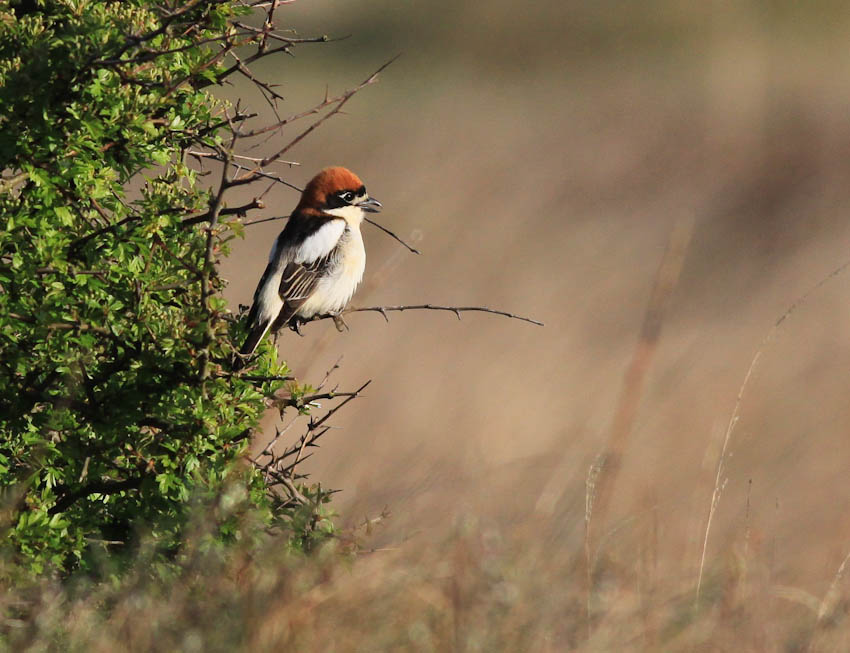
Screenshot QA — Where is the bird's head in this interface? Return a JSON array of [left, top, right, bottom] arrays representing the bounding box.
[[297, 166, 382, 224]]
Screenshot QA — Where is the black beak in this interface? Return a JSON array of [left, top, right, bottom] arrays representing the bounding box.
[[359, 197, 382, 213]]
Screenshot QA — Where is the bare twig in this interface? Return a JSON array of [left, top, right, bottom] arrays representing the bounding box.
[[303, 304, 543, 327], [10, 312, 112, 336], [304, 380, 371, 432], [234, 55, 400, 162], [285, 389, 363, 407], [182, 198, 265, 226], [187, 150, 299, 168], [188, 156, 303, 194], [91, 31, 250, 67], [232, 20, 333, 47], [364, 217, 421, 254], [261, 381, 370, 464], [242, 215, 287, 227], [220, 373, 293, 383], [226, 48, 285, 113], [197, 113, 239, 381], [252, 417, 297, 463], [315, 355, 343, 391], [253, 379, 371, 510]]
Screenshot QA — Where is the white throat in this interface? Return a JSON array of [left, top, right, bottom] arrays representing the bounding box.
[[324, 204, 365, 227]]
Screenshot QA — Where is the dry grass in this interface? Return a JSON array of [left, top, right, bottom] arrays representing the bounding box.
[[4, 516, 850, 651]]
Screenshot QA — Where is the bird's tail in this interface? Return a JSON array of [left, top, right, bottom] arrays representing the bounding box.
[[233, 320, 272, 371]]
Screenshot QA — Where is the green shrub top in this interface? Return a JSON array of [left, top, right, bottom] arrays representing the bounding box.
[[0, 0, 293, 574]]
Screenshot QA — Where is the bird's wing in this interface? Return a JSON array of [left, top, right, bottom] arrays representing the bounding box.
[[271, 218, 346, 330], [238, 255, 282, 360], [238, 218, 345, 360], [271, 249, 338, 331]]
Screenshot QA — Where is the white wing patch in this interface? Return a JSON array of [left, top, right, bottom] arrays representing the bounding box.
[[294, 219, 345, 264], [257, 270, 284, 325], [254, 233, 286, 324]]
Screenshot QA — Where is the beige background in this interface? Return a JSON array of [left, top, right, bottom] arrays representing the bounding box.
[[218, 1, 850, 595]]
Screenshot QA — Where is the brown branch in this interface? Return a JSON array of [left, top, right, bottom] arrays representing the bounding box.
[[302, 379, 371, 432], [45, 321, 111, 335], [91, 31, 248, 67], [216, 373, 293, 382], [253, 418, 299, 464], [9, 313, 111, 335], [68, 215, 141, 255], [233, 55, 399, 157], [249, 0, 298, 6], [227, 49, 285, 110], [49, 476, 144, 515], [153, 237, 204, 280], [304, 304, 544, 327], [187, 150, 299, 168], [0, 266, 107, 280], [232, 21, 332, 47], [255, 380, 371, 466], [260, 57, 398, 169], [181, 198, 265, 226], [187, 154, 302, 193], [242, 214, 286, 227], [197, 117, 238, 381], [282, 389, 364, 409]]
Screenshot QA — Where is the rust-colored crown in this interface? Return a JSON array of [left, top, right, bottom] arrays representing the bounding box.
[[296, 166, 364, 212]]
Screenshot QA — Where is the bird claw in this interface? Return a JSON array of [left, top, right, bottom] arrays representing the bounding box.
[[332, 313, 348, 332], [289, 318, 305, 336]]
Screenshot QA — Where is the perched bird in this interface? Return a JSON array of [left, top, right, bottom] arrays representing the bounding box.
[[234, 167, 381, 369]]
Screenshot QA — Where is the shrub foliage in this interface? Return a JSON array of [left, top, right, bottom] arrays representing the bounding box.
[[0, 0, 338, 573]]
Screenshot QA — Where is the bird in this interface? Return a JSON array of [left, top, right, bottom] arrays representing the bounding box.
[[233, 166, 381, 370]]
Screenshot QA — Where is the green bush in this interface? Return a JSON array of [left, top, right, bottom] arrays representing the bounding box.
[[0, 0, 330, 574]]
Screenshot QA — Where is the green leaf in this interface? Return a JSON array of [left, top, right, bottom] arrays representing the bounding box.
[[54, 206, 73, 225]]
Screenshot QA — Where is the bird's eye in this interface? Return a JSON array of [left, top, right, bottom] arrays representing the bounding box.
[[340, 191, 354, 203]]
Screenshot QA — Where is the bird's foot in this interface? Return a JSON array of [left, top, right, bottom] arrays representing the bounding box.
[[288, 318, 305, 336], [331, 313, 348, 332]]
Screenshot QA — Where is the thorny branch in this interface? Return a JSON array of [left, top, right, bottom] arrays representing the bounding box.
[[304, 304, 545, 327], [254, 380, 372, 505]]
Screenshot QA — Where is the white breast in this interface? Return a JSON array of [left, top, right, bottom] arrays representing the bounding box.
[[297, 226, 365, 317]]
